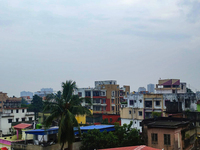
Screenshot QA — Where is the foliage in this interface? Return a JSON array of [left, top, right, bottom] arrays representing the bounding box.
[[152, 112, 162, 118], [102, 118, 109, 124], [187, 88, 194, 93], [121, 101, 127, 104], [43, 80, 92, 150], [28, 95, 43, 119], [80, 121, 143, 150], [21, 98, 28, 107]]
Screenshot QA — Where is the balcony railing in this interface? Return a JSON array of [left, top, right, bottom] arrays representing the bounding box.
[[1, 113, 14, 117], [25, 112, 34, 115]]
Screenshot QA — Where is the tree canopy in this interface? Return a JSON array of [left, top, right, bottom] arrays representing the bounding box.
[[43, 80, 91, 150], [80, 121, 143, 150]]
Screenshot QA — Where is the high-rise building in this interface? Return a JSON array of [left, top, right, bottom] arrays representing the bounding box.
[[138, 87, 146, 92], [147, 84, 155, 93], [20, 91, 33, 98], [34, 88, 53, 97]]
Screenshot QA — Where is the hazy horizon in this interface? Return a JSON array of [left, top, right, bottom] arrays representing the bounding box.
[[1, 0, 200, 97]]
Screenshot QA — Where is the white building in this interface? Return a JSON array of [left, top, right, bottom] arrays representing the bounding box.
[[0, 108, 34, 136], [120, 93, 144, 132]]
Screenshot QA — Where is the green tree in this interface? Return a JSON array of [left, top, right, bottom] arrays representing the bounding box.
[[187, 88, 194, 93], [29, 95, 43, 120], [80, 121, 143, 150], [152, 112, 162, 118], [43, 80, 91, 150], [21, 98, 28, 107]]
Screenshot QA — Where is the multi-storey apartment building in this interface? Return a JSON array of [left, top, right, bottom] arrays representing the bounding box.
[[75, 80, 130, 123], [155, 79, 186, 94], [120, 81, 197, 132], [0, 92, 21, 113], [120, 93, 164, 132]]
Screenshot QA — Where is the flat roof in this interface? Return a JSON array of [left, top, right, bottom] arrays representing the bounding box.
[[100, 145, 161, 150]]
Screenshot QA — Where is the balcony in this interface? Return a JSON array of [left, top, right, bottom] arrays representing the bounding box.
[[101, 103, 107, 106], [25, 112, 34, 116], [1, 113, 14, 117]]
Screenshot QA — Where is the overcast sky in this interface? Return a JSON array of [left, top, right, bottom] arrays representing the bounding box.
[[0, 0, 200, 97]]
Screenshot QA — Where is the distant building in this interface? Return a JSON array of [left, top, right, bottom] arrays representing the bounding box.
[[34, 88, 53, 97], [0, 92, 21, 113], [138, 87, 146, 92], [20, 91, 33, 99], [147, 84, 154, 93], [155, 79, 186, 94]]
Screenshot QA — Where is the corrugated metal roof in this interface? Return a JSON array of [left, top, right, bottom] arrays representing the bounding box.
[[13, 123, 32, 130]]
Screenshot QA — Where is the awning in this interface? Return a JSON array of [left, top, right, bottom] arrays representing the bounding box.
[[74, 125, 115, 135], [13, 123, 32, 130], [25, 127, 58, 135]]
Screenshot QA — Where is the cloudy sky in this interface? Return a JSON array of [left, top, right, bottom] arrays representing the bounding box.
[[0, 0, 200, 97]]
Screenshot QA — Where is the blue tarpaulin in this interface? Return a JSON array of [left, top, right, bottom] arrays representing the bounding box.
[[74, 125, 115, 135], [25, 125, 115, 136], [25, 127, 58, 135]]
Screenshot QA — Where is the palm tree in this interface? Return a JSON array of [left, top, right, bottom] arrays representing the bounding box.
[[43, 80, 91, 150]]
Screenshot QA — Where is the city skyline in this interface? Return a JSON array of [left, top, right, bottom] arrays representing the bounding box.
[[0, 0, 200, 97]]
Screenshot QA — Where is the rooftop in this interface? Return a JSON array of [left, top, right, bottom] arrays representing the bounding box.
[[100, 145, 161, 150]]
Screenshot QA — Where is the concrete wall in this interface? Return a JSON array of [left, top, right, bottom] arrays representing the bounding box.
[[11, 141, 81, 150]]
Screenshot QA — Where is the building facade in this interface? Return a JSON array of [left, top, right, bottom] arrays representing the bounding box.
[[155, 79, 186, 94], [142, 117, 195, 150], [0, 108, 34, 136], [120, 93, 165, 132], [75, 80, 130, 115]]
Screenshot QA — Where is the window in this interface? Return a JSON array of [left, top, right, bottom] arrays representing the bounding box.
[[102, 106, 106, 111], [0, 101, 1, 103], [139, 99, 142, 103], [112, 106, 114, 111], [93, 99, 100, 103], [164, 134, 170, 145], [102, 99, 106, 104], [145, 101, 152, 108], [16, 109, 19, 113], [11, 110, 13, 113], [102, 91, 106, 96], [93, 106, 101, 111], [130, 100, 134, 106], [22, 118, 25, 121], [152, 133, 158, 144], [22, 109, 24, 113], [156, 101, 160, 106], [29, 117, 32, 121], [129, 110, 131, 114], [93, 91, 100, 96], [16, 118, 19, 122], [112, 99, 114, 103], [78, 92, 82, 97], [8, 119, 12, 123], [85, 91, 91, 97], [139, 111, 142, 116], [112, 91, 115, 97]]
